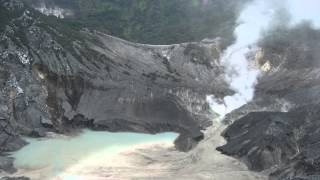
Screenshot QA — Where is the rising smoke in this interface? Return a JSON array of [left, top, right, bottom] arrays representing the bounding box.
[[207, 0, 275, 118], [207, 0, 320, 119], [36, 6, 67, 18]]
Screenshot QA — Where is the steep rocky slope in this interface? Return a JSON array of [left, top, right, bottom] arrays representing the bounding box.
[[0, 0, 232, 176], [218, 23, 320, 180]]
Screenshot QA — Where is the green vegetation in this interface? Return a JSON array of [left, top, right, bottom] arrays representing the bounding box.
[[0, 6, 10, 32], [0, 4, 25, 32], [25, 0, 249, 45]]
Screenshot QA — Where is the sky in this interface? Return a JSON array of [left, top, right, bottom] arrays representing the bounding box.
[[289, 0, 320, 28]]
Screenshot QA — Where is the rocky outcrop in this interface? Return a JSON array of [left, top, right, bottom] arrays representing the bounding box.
[[217, 24, 320, 180], [0, 0, 232, 174], [0, 157, 16, 174], [0, 177, 30, 180], [218, 106, 320, 179]]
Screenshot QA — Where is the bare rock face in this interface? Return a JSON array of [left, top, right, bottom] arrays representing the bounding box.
[[0, 0, 233, 174], [0, 157, 16, 174], [217, 24, 320, 180], [0, 177, 30, 180], [218, 107, 320, 178]]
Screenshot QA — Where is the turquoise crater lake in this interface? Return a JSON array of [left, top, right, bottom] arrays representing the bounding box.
[[10, 130, 178, 180]]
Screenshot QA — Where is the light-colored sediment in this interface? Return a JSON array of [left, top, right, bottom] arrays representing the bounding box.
[[4, 122, 267, 180]]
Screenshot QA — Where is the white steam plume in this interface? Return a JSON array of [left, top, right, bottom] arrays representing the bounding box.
[[207, 0, 320, 120], [34, 2, 73, 19], [36, 6, 66, 18], [207, 0, 275, 119]]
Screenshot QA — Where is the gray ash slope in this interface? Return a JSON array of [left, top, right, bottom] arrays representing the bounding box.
[[218, 23, 320, 180], [0, 0, 231, 175]]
